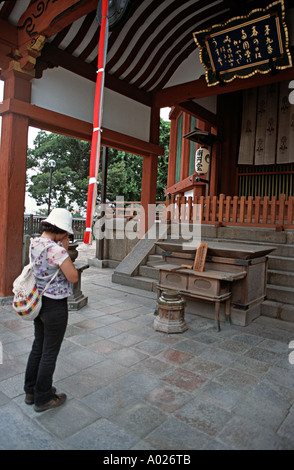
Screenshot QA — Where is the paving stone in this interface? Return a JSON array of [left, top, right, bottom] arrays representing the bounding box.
[[82, 371, 160, 418], [35, 399, 100, 439], [143, 384, 192, 413], [130, 357, 175, 377], [172, 338, 206, 356], [110, 331, 145, 347], [244, 346, 283, 365], [230, 332, 264, 346], [2, 264, 294, 450], [184, 357, 223, 378], [174, 396, 232, 437], [157, 348, 194, 365], [56, 370, 107, 398], [133, 339, 168, 355], [277, 408, 294, 440], [199, 346, 238, 367], [86, 358, 129, 383], [162, 367, 208, 392], [234, 392, 289, 431], [229, 355, 270, 378], [87, 338, 122, 355], [61, 348, 105, 370], [0, 403, 63, 450], [217, 338, 251, 354], [64, 418, 138, 450], [194, 381, 244, 411], [213, 368, 259, 392], [263, 365, 294, 390], [217, 415, 290, 450], [111, 401, 167, 438], [145, 416, 210, 450], [0, 372, 25, 399], [108, 347, 149, 366]]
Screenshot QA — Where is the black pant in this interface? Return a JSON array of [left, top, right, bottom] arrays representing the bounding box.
[[24, 296, 68, 406]]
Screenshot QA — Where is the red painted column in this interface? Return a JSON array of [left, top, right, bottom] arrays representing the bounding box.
[[0, 68, 31, 296], [139, 106, 160, 238], [180, 112, 191, 181]]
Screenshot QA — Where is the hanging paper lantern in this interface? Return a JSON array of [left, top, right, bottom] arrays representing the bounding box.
[[195, 147, 210, 175]]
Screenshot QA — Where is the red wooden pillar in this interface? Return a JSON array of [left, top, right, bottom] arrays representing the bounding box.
[[0, 68, 31, 296], [167, 115, 177, 189], [180, 113, 191, 181], [140, 106, 160, 238]]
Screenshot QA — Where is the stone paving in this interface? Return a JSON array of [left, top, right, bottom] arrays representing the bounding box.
[[1, 246, 294, 450]]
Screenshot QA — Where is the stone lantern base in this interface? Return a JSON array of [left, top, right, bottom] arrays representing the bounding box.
[[153, 290, 187, 334], [67, 242, 89, 311]]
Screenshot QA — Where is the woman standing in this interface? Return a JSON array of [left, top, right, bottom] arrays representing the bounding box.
[[24, 208, 78, 412]]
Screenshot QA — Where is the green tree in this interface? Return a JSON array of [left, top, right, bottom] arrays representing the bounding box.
[[26, 118, 170, 211], [27, 131, 90, 212]]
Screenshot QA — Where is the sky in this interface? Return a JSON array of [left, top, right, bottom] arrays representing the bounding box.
[[0, 79, 170, 213]]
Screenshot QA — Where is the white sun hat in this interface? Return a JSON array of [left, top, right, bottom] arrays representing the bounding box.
[[44, 208, 74, 234]]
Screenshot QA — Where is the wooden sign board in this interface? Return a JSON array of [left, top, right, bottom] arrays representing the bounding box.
[[193, 0, 292, 86], [193, 243, 208, 272]]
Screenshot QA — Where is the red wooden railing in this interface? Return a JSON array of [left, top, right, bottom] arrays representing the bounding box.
[[166, 194, 294, 229], [54, 195, 293, 234]]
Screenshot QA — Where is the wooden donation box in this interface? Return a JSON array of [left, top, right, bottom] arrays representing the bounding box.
[[156, 241, 275, 328]]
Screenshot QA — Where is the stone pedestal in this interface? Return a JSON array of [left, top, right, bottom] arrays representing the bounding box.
[[67, 261, 89, 311], [67, 243, 88, 311], [153, 290, 187, 334]]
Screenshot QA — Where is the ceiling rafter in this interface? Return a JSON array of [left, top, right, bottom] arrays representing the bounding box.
[[137, 3, 230, 91], [123, 0, 211, 83], [0, 0, 293, 106]]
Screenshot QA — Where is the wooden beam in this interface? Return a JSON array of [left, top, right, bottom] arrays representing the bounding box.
[[17, 0, 97, 48], [103, 128, 164, 157], [0, 98, 164, 157], [154, 67, 294, 108], [0, 19, 18, 70], [178, 100, 217, 126], [0, 18, 17, 49], [0, 98, 92, 140]]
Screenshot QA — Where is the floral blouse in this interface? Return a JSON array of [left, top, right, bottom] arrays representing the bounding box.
[[30, 237, 73, 299]]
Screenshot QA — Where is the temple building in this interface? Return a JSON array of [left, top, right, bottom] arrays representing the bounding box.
[[0, 0, 294, 325]]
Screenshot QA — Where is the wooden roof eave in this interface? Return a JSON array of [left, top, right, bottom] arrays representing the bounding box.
[[154, 64, 294, 109], [17, 0, 98, 49]]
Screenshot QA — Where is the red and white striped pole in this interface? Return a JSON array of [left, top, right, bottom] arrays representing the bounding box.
[[84, 0, 109, 244]]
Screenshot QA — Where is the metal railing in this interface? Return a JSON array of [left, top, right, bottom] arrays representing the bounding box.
[[24, 214, 87, 240]]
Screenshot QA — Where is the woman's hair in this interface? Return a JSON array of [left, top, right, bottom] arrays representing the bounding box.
[[40, 221, 67, 234]]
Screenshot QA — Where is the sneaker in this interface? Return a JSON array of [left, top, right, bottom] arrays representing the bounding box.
[[34, 393, 66, 412], [25, 386, 56, 405]]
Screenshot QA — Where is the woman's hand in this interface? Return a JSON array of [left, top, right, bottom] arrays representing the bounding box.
[[60, 233, 70, 251]]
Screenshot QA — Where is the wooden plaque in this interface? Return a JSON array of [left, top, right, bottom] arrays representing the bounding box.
[[193, 243, 208, 272]]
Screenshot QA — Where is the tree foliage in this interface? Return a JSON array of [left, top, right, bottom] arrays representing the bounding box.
[[27, 118, 170, 213]]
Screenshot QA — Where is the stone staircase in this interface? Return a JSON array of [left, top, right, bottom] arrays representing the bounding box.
[[112, 225, 294, 323]]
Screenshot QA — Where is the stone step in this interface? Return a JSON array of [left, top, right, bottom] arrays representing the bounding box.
[[147, 254, 163, 263], [266, 284, 294, 304], [139, 265, 160, 280], [261, 300, 294, 322], [268, 256, 294, 272], [112, 272, 157, 292], [267, 269, 294, 287], [201, 225, 294, 246]]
